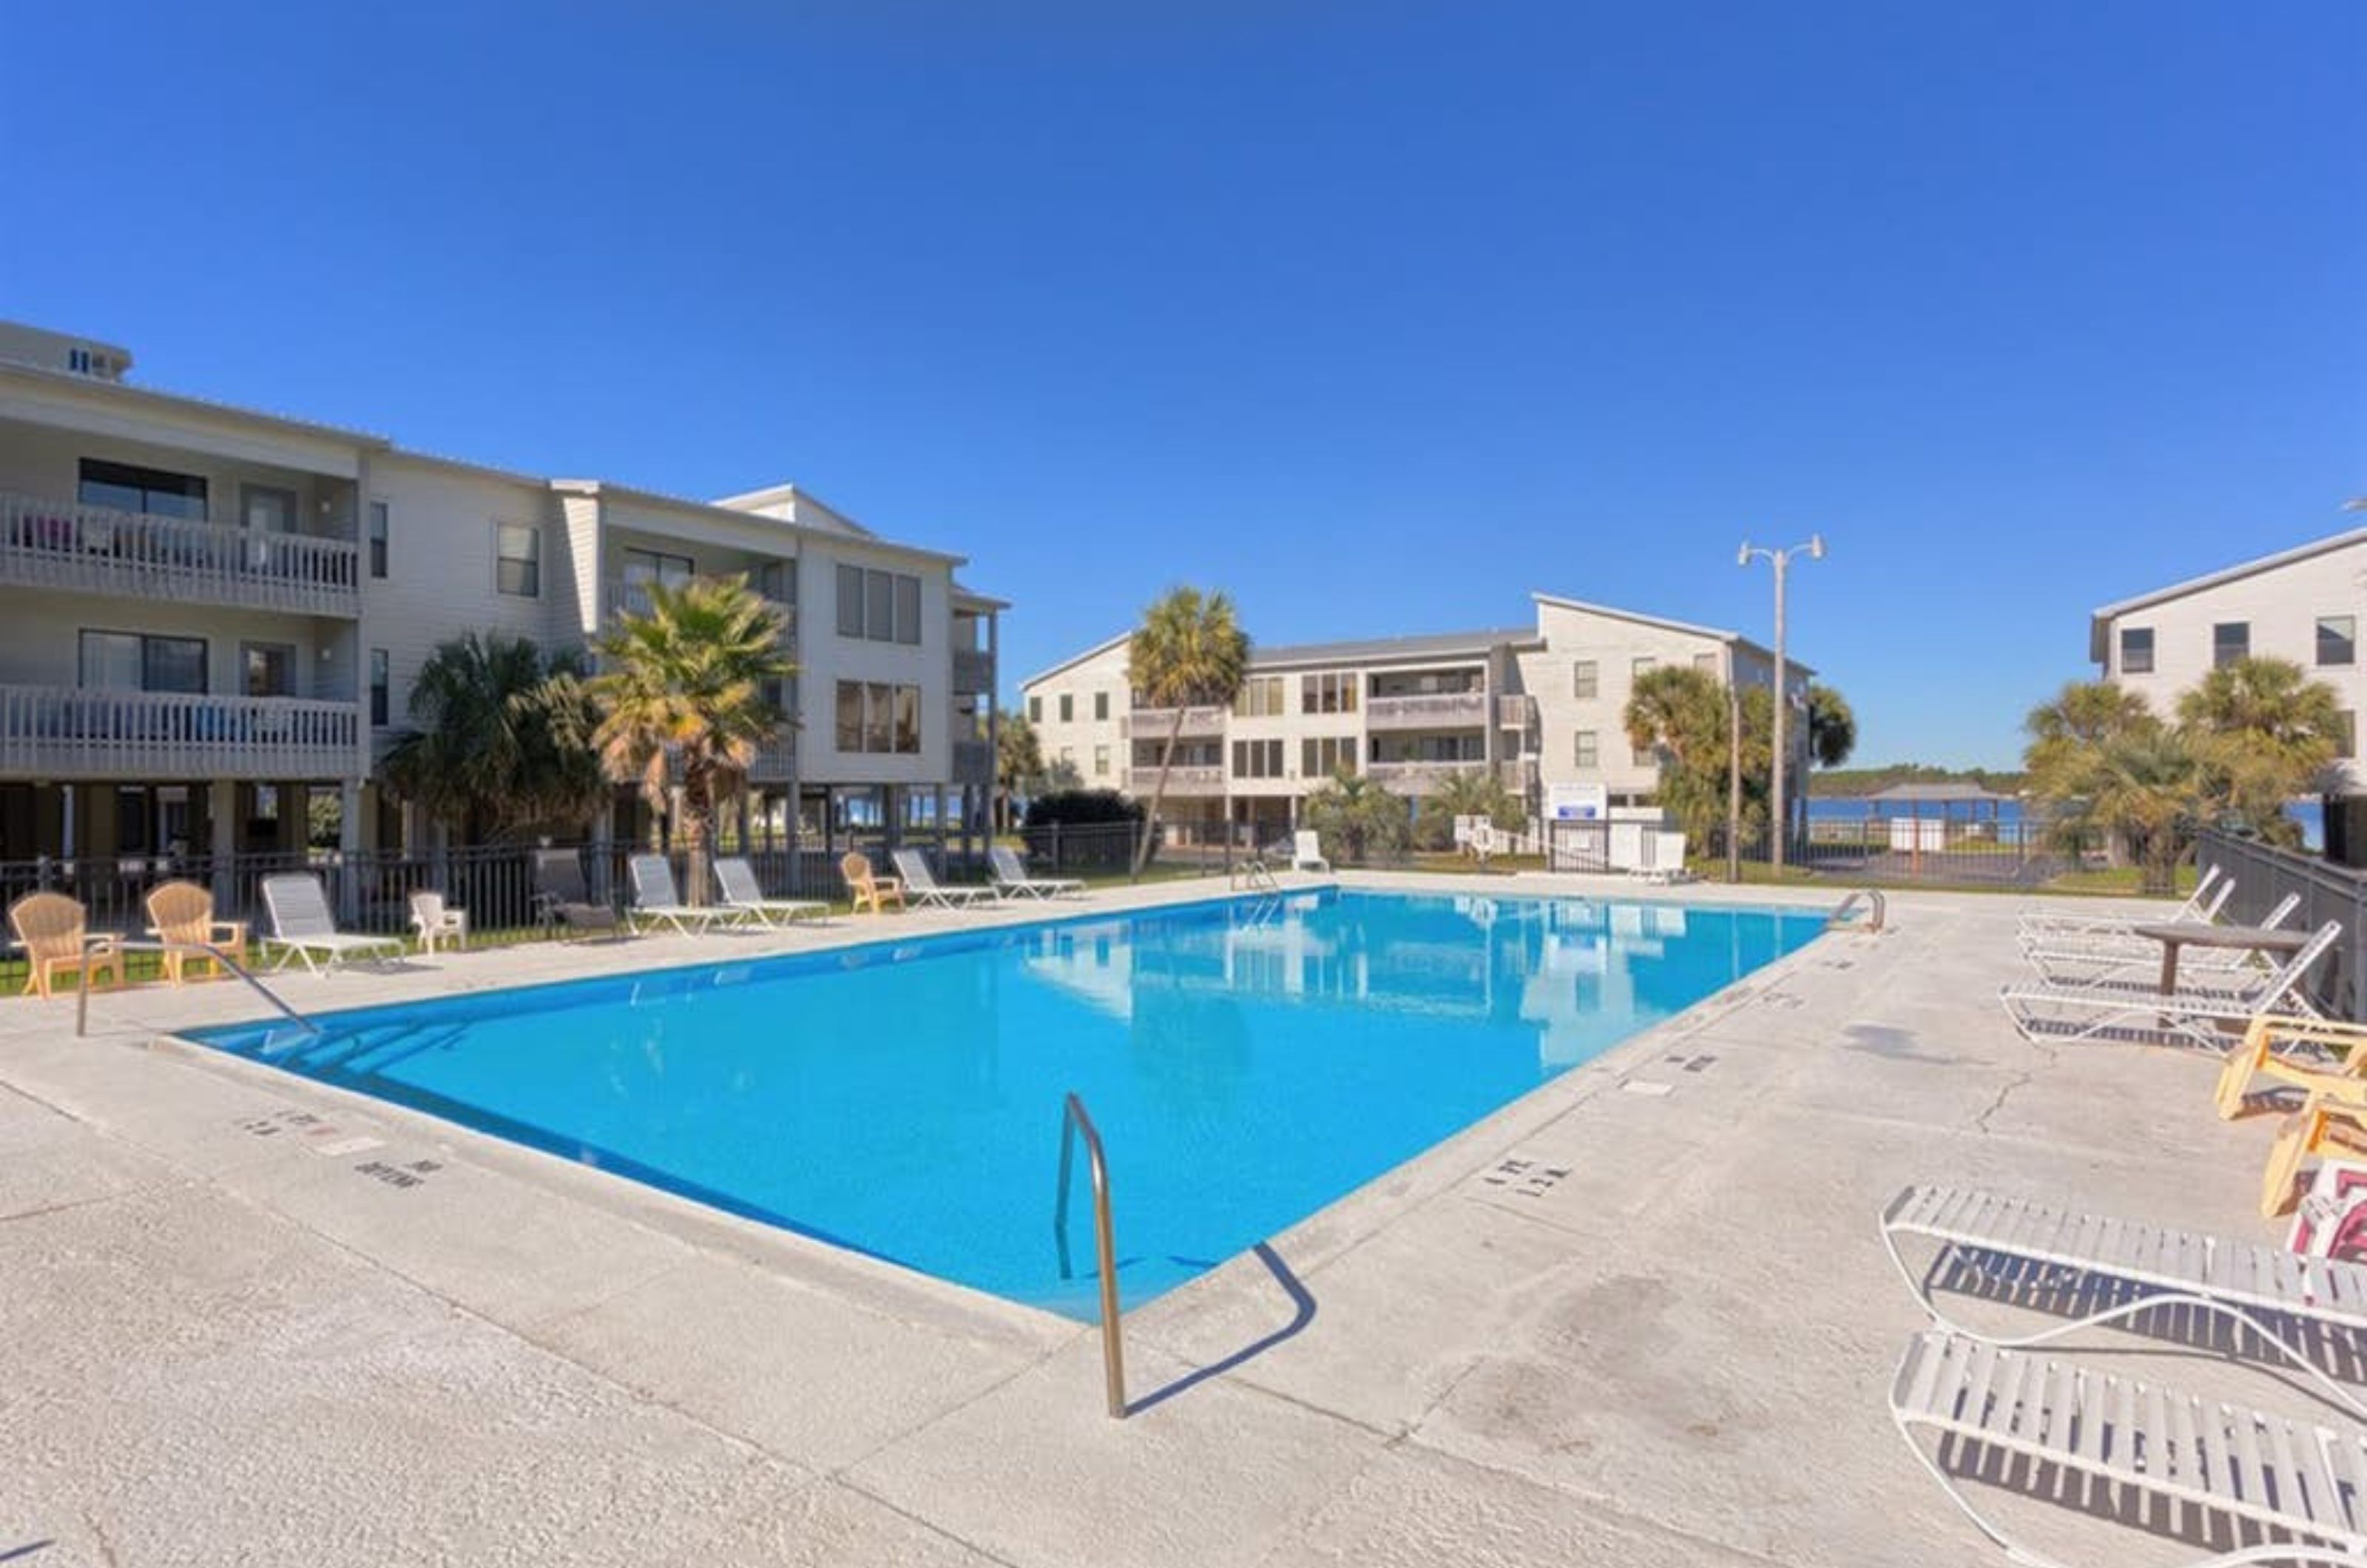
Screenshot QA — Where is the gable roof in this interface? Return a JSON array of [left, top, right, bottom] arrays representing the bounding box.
[[2088, 526, 2367, 663], [1530, 592, 1815, 677], [1020, 632, 1132, 691]]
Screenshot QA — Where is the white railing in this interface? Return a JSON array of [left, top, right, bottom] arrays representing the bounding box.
[[0, 492, 360, 617], [1365, 692, 1488, 727], [601, 581, 795, 635], [953, 738, 993, 786], [0, 687, 361, 779], [952, 648, 995, 692], [1129, 765, 1225, 794], [1122, 706, 1227, 739], [1368, 759, 1490, 789]]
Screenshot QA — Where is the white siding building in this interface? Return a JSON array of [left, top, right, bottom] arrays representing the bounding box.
[[2090, 527, 2367, 791], [0, 320, 1002, 865], [1022, 594, 1811, 839]]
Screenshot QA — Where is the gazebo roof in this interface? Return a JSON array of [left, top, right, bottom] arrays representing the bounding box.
[[1864, 782, 2018, 805]]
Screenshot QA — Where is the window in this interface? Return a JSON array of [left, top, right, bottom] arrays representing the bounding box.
[[2119, 626, 2154, 675], [1573, 660, 1598, 700], [241, 484, 297, 534], [1694, 652, 1719, 675], [79, 630, 207, 694], [1300, 672, 1356, 714], [622, 547, 694, 588], [1059, 694, 1074, 723], [1094, 692, 1110, 721], [1300, 737, 1356, 777], [369, 649, 390, 726], [1027, 695, 1043, 723], [2212, 621, 2249, 668], [1231, 739, 1284, 779], [241, 643, 294, 698], [1632, 656, 1657, 680], [837, 680, 864, 751], [496, 523, 540, 597], [2341, 712, 2359, 760], [2321, 617, 2357, 669], [1093, 745, 1110, 777], [837, 565, 866, 638], [834, 681, 922, 754], [368, 501, 389, 578], [837, 566, 924, 643], [78, 457, 207, 521], [1232, 675, 1286, 717], [1574, 731, 1598, 769]]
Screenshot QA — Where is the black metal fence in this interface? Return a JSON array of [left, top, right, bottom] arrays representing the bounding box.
[[1531, 817, 2089, 888], [2198, 828, 2359, 1021]]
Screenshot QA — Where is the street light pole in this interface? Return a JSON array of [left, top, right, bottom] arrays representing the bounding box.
[[1738, 534, 1824, 876]]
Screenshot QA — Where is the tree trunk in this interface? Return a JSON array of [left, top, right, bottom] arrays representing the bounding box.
[[1131, 709, 1186, 878]]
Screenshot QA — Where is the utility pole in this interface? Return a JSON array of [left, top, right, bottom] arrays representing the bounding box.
[[1726, 664, 1741, 883], [1738, 534, 1825, 876]]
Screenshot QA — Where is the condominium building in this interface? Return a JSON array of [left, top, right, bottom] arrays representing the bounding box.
[[1021, 594, 1811, 838], [2091, 526, 2367, 791], [0, 320, 1001, 866]]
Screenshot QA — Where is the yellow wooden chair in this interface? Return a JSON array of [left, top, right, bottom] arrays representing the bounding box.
[[10, 891, 123, 1000], [840, 851, 906, 916], [2260, 1083, 2367, 1216], [143, 879, 249, 985]]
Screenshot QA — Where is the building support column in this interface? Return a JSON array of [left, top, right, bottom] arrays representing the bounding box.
[[209, 780, 237, 904], [337, 780, 363, 921]]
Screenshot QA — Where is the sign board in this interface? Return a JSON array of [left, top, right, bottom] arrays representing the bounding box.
[[1545, 783, 1607, 822]]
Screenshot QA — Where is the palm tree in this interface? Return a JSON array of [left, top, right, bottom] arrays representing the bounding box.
[[2176, 656, 2342, 844], [381, 633, 607, 843], [2081, 724, 2206, 893], [1414, 767, 1522, 851], [1300, 771, 1411, 865], [994, 708, 1044, 833], [589, 576, 793, 903], [1127, 586, 1251, 875], [1806, 682, 1857, 769], [1624, 666, 1773, 847]]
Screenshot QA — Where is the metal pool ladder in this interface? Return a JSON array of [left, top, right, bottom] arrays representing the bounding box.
[[1829, 888, 1886, 933], [78, 939, 321, 1041], [1054, 1091, 1127, 1419]]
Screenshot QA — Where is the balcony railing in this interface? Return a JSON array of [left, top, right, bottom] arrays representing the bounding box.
[[0, 493, 360, 618], [1365, 692, 1489, 729], [601, 581, 795, 636], [1367, 759, 1490, 791], [1499, 758, 1539, 791], [1129, 765, 1225, 795], [0, 687, 361, 780], [1498, 695, 1537, 729], [952, 648, 995, 693], [1122, 706, 1227, 740], [747, 734, 797, 783], [953, 739, 993, 788]]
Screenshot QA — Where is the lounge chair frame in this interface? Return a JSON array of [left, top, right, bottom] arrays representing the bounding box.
[[627, 854, 744, 936], [891, 848, 999, 910], [712, 856, 829, 929], [989, 845, 1083, 900], [1997, 922, 2337, 1051], [260, 875, 406, 976]]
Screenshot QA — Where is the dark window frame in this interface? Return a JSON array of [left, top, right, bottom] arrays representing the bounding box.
[[2320, 616, 2357, 669], [2119, 626, 2155, 675], [496, 522, 540, 598]]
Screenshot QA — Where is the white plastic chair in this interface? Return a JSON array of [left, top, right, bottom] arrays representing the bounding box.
[[408, 889, 467, 953]]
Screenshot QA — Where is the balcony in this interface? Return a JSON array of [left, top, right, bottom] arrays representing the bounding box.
[[1365, 692, 1488, 729], [0, 688, 360, 780], [1122, 706, 1226, 740], [601, 581, 795, 636], [1499, 758, 1539, 791], [952, 648, 995, 694], [1129, 765, 1225, 795], [1498, 695, 1537, 729], [0, 492, 360, 618], [953, 738, 993, 788], [748, 733, 797, 783], [1367, 759, 1490, 793]]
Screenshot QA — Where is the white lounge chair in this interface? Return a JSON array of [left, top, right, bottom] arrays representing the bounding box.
[[892, 848, 999, 910], [260, 873, 406, 975], [1881, 1183, 2367, 1416], [408, 889, 467, 953], [1291, 830, 1329, 873], [627, 854, 743, 936], [2021, 892, 2303, 981], [990, 845, 1084, 899], [1998, 921, 2337, 1050], [1891, 1330, 2367, 1567], [713, 856, 829, 929], [2016, 865, 2229, 939]]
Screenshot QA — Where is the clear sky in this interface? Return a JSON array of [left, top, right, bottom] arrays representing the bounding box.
[[4, 2, 2359, 768]]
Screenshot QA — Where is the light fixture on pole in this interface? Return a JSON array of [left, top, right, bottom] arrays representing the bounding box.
[[1738, 533, 1824, 876]]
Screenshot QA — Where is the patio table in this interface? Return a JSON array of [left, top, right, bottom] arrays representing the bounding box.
[[2133, 921, 2310, 996]]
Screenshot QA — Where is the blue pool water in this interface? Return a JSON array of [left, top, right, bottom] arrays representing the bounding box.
[[189, 890, 1827, 1318]]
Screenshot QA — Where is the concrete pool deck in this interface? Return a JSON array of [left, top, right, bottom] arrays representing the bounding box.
[[0, 872, 2315, 1565]]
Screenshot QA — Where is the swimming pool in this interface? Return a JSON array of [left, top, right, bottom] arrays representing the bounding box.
[[188, 889, 1827, 1318]]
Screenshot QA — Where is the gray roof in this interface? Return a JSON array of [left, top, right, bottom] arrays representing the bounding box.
[[1865, 782, 2017, 804], [1249, 627, 1542, 669]]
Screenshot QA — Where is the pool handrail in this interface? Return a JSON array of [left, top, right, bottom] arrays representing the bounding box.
[[1831, 888, 1886, 933], [78, 937, 321, 1041], [1054, 1091, 1127, 1418]]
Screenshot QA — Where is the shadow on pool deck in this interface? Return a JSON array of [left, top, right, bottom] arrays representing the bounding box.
[[1127, 1241, 1317, 1418]]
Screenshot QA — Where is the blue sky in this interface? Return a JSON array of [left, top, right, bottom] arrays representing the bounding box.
[[4, 2, 2359, 768]]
